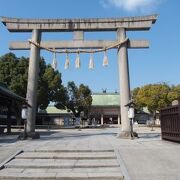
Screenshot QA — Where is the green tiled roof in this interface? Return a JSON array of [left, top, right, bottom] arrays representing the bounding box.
[[92, 93, 120, 106], [39, 106, 72, 114]]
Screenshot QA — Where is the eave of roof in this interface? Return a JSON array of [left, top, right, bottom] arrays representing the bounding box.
[[0, 85, 26, 102]]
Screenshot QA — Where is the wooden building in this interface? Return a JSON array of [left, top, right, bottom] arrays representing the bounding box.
[[0, 83, 26, 133]]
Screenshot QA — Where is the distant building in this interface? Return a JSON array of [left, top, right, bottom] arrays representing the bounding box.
[[37, 92, 151, 126], [37, 107, 73, 127], [37, 92, 121, 126], [89, 93, 120, 125]]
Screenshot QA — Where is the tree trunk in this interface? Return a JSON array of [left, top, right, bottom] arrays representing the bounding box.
[[153, 111, 156, 122], [151, 110, 156, 131]]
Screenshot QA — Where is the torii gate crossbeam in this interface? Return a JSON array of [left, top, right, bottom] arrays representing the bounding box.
[[1, 15, 158, 139]]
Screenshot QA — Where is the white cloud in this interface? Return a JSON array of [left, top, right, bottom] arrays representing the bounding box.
[[101, 0, 161, 12]]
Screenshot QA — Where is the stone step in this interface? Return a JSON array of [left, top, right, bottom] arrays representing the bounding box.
[[0, 171, 124, 179], [0, 149, 124, 179], [15, 151, 116, 159], [27, 149, 114, 153], [5, 159, 120, 169], [0, 167, 123, 173]]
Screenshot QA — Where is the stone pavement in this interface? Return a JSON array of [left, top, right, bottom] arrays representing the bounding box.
[[0, 133, 23, 163], [112, 126, 180, 180], [0, 126, 180, 179]]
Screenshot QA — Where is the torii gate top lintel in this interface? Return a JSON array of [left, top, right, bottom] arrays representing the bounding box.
[[1, 14, 158, 32]]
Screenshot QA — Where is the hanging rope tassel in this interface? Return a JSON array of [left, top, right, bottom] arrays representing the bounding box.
[[103, 50, 108, 66], [28, 38, 129, 69], [51, 52, 57, 70], [89, 53, 94, 69], [64, 53, 70, 69], [75, 52, 80, 69]]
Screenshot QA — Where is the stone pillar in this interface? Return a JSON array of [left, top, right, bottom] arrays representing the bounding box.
[[101, 114, 104, 125], [117, 28, 131, 137], [26, 29, 41, 139], [73, 31, 84, 40]]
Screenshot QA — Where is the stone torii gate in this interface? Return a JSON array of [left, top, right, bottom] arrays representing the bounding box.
[[1, 15, 157, 138]]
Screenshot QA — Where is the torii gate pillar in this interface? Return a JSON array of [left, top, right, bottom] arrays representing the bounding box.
[[117, 28, 131, 137], [26, 29, 41, 138]]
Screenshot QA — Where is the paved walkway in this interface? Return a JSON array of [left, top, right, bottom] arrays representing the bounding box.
[[0, 126, 180, 179]]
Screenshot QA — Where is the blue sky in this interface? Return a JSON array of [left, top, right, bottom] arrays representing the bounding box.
[[0, 0, 179, 93]]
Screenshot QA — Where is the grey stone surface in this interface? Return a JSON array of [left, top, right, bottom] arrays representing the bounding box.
[[5, 158, 119, 168], [10, 40, 149, 50], [47, 167, 122, 173], [1, 15, 157, 32], [26, 29, 41, 135], [117, 28, 131, 134], [0, 127, 180, 180], [0, 134, 25, 164], [16, 151, 116, 159]]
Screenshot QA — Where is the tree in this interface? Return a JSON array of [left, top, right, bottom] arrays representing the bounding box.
[[55, 81, 92, 118], [131, 87, 141, 109], [0, 53, 65, 110], [167, 84, 180, 102], [37, 59, 63, 110], [133, 83, 171, 127]]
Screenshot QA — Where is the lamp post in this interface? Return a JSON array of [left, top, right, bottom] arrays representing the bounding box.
[[125, 100, 135, 139]]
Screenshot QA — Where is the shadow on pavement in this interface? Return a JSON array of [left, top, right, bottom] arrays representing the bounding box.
[[138, 133, 161, 139]]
